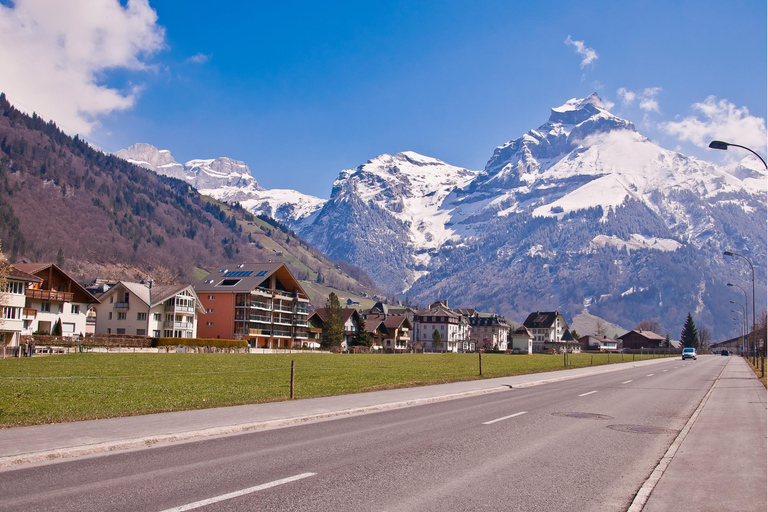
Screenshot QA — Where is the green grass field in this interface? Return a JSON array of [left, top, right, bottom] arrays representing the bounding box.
[[0, 352, 664, 428]]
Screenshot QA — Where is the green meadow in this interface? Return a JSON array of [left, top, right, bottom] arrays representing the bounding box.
[[0, 352, 663, 427]]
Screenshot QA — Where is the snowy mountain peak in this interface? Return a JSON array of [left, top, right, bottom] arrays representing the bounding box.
[[549, 92, 610, 125]]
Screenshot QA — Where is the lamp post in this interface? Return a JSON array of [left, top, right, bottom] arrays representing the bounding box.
[[728, 285, 748, 352], [708, 140, 768, 169], [732, 306, 745, 355], [724, 251, 757, 364]]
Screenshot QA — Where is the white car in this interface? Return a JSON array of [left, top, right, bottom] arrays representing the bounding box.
[[682, 347, 697, 360]]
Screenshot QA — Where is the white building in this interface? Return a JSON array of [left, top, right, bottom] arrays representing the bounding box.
[[1, 266, 42, 348], [13, 263, 100, 339], [413, 301, 470, 352], [95, 282, 205, 338]]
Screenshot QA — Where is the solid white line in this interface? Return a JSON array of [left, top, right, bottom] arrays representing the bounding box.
[[646, 374, 654, 377], [663, 370, 668, 372], [483, 411, 528, 425], [157, 473, 316, 512], [622, 380, 633, 384], [578, 391, 598, 397]]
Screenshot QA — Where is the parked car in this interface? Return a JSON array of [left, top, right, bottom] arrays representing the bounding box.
[[721, 350, 729, 356], [682, 347, 697, 360]]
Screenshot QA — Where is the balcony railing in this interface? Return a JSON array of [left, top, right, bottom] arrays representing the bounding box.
[[26, 289, 74, 302], [22, 308, 37, 319], [250, 302, 272, 311], [166, 304, 195, 313], [113, 302, 130, 311], [249, 314, 271, 323], [164, 321, 194, 330]]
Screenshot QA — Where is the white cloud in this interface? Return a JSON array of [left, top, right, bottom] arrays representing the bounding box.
[[0, 0, 165, 135], [661, 96, 767, 153], [564, 35, 598, 68], [186, 53, 211, 64], [616, 86, 662, 113]]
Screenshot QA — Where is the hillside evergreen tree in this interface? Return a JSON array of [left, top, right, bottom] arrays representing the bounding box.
[[352, 314, 372, 347], [323, 292, 344, 348], [680, 313, 698, 348]]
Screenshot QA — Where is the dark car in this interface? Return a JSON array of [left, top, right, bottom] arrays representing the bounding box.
[[721, 350, 729, 356]]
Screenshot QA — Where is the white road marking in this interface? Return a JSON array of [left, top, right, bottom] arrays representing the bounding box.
[[622, 380, 633, 384], [483, 411, 528, 425], [663, 370, 668, 372], [646, 374, 654, 377], [578, 391, 598, 397], [157, 473, 316, 512]]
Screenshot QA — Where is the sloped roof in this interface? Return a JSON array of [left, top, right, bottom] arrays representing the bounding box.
[[618, 329, 666, 341], [193, 262, 308, 299], [511, 325, 533, 338], [100, 282, 204, 311], [14, 262, 99, 303], [382, 315, 412, 330], [523, 311, 566, 329], [312, 308, 359, 324], [8, 265, 42, 283]]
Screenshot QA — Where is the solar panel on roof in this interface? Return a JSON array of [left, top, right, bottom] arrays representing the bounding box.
[[255, 270, 269, 276], [223, 271, 254, 277]]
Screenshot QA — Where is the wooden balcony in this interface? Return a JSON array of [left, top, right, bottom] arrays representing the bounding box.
[[22, 308, 37, 319], [25, 289, 73, 302]]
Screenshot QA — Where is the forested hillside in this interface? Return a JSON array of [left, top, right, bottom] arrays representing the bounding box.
[[0, 93, 377, 295]]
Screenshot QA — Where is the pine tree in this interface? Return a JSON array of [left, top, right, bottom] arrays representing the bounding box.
[[432, 329, 442, 352], [51, 318, 62, 336], [680, 313, 698, 348], [324, 292, 344, 348], [352, 314, 372, 347]]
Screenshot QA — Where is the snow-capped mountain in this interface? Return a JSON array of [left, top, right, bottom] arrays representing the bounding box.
[[295, 93, 765, 339], [115, 143, 325, 225], [293, 151, 479, 291]]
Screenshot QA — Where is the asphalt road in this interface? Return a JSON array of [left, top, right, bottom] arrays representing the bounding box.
[[0, 356, 727, 512]]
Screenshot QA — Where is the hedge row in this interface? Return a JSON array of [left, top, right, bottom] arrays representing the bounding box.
[[154, 337, 247, 349]]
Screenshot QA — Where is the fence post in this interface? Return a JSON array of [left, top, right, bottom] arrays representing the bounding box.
[[290, 360, 295, 399], [478, 351, 482, 376]]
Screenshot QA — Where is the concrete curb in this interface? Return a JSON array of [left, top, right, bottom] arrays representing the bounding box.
[[0, 357, 674, 468], [626, 357, 729, 511]]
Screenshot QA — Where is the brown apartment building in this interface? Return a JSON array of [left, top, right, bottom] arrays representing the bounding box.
[[193, 263, 311, 348]]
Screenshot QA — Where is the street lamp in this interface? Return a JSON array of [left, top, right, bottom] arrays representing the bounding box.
[[708, 140, 768, 169], [724, 251, 757, 364], [728, 284, 748, 347], [732, 306, 745, 355]]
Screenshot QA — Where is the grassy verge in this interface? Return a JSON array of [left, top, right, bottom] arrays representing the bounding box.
[[0, 352, 668, 428], [745, 357, 767, 388]]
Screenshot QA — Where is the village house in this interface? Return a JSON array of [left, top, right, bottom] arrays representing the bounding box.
[[14, 263, 100, 339], [194, 263, 310, 348], [1, 266, 42, 348], [522, 311, 578, 353], [578, 334, 620, 352], [413, 301, 470, 352], [469, 313, 511, 351], [95, 281, 205, 338], [308, 308, 361, 349], [509, 325, 534, 354], [617, 329, 667, 350]]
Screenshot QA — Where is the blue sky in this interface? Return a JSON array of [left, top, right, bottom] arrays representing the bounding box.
[[0, 0, 765, 197]]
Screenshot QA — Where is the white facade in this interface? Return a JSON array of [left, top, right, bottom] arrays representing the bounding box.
[[95, 283, 204, 338], [413, 304, 470, 352], [23, 292, 93, 338], [1, 276, 35, 347]]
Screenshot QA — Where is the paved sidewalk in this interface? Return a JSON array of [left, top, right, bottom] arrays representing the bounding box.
[[641, 356, 767, 512], [0, 357, 671, 467]]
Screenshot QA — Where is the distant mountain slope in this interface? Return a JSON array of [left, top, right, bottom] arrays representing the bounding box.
[[116, 143, 326, 225], [0, 94, 377, 298], [296, 94, 766, 339]]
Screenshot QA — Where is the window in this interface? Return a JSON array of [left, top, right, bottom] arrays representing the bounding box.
[[153, 330, 160, 337], [208, 295, 215, 300], [217, 279, 241, 286], [58, 304, 63, 314], [116, 328, 125, 334], [136, 329, 146, 336], [137, 312, 147, 321], [207, 308, 215, 314], [107, 328, 111, 334], [108, 312, 113, 320], [117, 312, 126, 320], [71, 305, 80, 314], [206, 322, 214, 327], [153, 313, 161, 321], [41, 303, 51, 313], [110, 296, 113, 303]]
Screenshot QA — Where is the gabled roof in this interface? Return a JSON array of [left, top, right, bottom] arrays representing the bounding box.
[[14, 262, 99, 303], [618, 329, 666, 341], [193, 262, 308, 299], [7, 265, 42, 283], [523, 311, 566, 329], [511, 325, 533, 338], [99, 282, 205, 312], [364, 318, 387, 335], [382, 315, 412, 330], [311, 308, 360, 324]]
